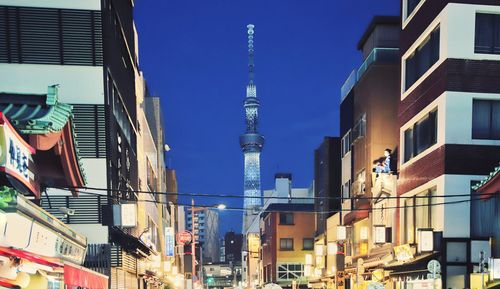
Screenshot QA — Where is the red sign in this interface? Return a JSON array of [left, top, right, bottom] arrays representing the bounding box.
[[176, 231, 192, 245]]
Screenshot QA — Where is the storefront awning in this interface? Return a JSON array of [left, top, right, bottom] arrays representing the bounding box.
[[64, 262, 108, 289], [0, 247, 62, 269], [385, 252, 439, 277]]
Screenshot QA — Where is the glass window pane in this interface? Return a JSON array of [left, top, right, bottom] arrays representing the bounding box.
[[405, 53, 417, 90], [472, 100, 491, 139], [431, 28, 440, 64], [495, 15, 500, 54], [447, 266, 467, 289], [417, 38, 432, 78], [447, 242, 467, 262], [491, 101, 500, 139], [476, 14, 494, 53], [407, 0, 421, 17], [404, 128, 414, 162]]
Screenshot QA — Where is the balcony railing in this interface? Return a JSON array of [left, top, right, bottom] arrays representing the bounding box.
[[340, 48, 399, 101]]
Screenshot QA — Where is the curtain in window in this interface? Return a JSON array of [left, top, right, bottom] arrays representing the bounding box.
[[415, 192, 430, 230], [492, 101, 500, 139], [415, 116, 431, 154], [417, 38, 432, 78], [471, 192, 499, 237], [472, 100, 491, 139], [405, 54, 417, 90], [431, 28, 440, 63]]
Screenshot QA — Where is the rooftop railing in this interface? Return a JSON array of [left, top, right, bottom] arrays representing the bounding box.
[[340, 48, 399, 101]]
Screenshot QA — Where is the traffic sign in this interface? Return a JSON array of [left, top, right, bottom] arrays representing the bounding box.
[[177, 231, 192, 245]]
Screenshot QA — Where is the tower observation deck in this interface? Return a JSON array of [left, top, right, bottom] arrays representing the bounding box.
[[240, 24, 264, 233]]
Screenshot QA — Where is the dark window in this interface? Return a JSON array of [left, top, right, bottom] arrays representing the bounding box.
[[303, 238, 314, 250], [475, 13, 500, 54], [279, 213, 294, 225], [404, 110, 437, 162], [472, 100, 500, 140], [407, 0, 422, 17], [405, 27, 440, 90], [280, 238, 293, 251], [0, 6, 102, 66]]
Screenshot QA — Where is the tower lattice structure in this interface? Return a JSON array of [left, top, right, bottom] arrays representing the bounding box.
[[240, 24, 264, 233]]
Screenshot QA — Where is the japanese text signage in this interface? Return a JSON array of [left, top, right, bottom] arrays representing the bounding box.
[[176, 231, 192, 245], [165, 227, 175, 257], [0, 114, 37, 196]]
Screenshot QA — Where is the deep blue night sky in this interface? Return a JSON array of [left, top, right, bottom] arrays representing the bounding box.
[[134, 1, 399, 235]]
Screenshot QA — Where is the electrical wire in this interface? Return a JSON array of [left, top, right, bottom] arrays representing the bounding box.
[[51, 186, 497, 214], [47, 184, 481, 201]]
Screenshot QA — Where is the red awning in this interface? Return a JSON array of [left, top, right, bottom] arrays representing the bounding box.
[[0, 247, 62, 268], [64, 262, 108, 289], [343, 202, 370, 225]]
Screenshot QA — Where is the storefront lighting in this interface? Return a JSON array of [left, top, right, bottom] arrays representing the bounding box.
[[360, 226, 369, 240], [373, 225, 386, 244], [315, 244, 325, 256], [327, 242, 338, 255], [337, 226, 347, 241], [305, 254, 313, 265], [417, 228, 434, 253]]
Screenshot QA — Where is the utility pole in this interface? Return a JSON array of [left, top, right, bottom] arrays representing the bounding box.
[[192, 198, 196, 289]]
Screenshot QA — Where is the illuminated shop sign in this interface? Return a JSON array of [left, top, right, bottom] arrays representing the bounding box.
[[0, 114, 38, 197], [165, 227, 175, 257]]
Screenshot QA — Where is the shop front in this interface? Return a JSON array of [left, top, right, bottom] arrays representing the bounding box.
[[0, 189, 108, 289]]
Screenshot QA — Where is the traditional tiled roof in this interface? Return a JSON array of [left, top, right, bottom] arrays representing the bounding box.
[[0, 85, 86, 186], [472, 163, 500, 191], [0, 85, 72, 134]]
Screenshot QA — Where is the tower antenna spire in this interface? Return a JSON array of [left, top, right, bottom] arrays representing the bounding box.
[[247, 24, 255, 83]]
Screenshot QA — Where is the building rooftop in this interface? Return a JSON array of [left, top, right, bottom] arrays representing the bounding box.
[[357, 16, 400, 50]]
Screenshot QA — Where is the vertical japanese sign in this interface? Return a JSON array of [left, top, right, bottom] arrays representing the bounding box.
[[0, 113, 38, 197], [165, 227, 175, 257]]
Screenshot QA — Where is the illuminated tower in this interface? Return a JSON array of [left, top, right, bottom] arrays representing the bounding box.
[[240, 24, 264, 233]]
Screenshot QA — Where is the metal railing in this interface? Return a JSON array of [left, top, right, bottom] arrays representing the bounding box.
[[340, 48, 399, 101]]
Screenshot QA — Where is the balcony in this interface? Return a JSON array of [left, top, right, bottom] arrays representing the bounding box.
[[340, 48, 399, 101], [371, 173, 397, 200]]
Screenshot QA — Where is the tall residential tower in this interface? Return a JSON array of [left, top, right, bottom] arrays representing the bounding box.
[[240, 24, 264, 233]]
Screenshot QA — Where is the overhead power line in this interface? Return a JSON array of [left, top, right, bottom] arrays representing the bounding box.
[[44, 185, 497, 214], [47, 185, 480, 201]]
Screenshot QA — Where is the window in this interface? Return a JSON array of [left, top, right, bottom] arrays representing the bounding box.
[[342, 181, 351, 199], [277, 264, 303, 280], [406, 0, 422, 18], [404, 110, 437, 162], [303, 238, 314, 250], [475, 13, 500, 54], [279, 213, 294, 225], [403, 188, 434, 244], [472, 100, 500, 140], [341, 131, 352, 156], [471, 180, 500, 238], [280, 238, 293, 250], [405, 26, 440, 90], [352, 115, 366, 143]]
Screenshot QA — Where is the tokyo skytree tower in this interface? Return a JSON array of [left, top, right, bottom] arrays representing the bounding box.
[[240, 24, 264, 233]]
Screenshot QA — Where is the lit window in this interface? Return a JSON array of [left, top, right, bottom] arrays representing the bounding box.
[[280, 238, 293, 250]]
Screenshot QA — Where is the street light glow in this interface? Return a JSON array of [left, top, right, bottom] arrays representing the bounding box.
[[217, 204, 226, 210]]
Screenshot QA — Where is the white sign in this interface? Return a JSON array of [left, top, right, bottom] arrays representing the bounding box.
[[373, 226, 386, 244], [120, 203, 137, 228], [360, 226, 369, 240], [418, 229, 433, 253], [337, 226, 347, 241], [315, 244, 324, 256], [327, 242, 338, 255], [491, 258, 500, 280], [305, 254, 313, 265]]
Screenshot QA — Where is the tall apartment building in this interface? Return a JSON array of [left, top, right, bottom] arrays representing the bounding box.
[[187, 208, 220, 263], [0, 1, 169, 288], [308, 16, 401, 289], [224, 230, 244, 263], [314, 137, 341, 238], [395, 1, 500, 288]]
